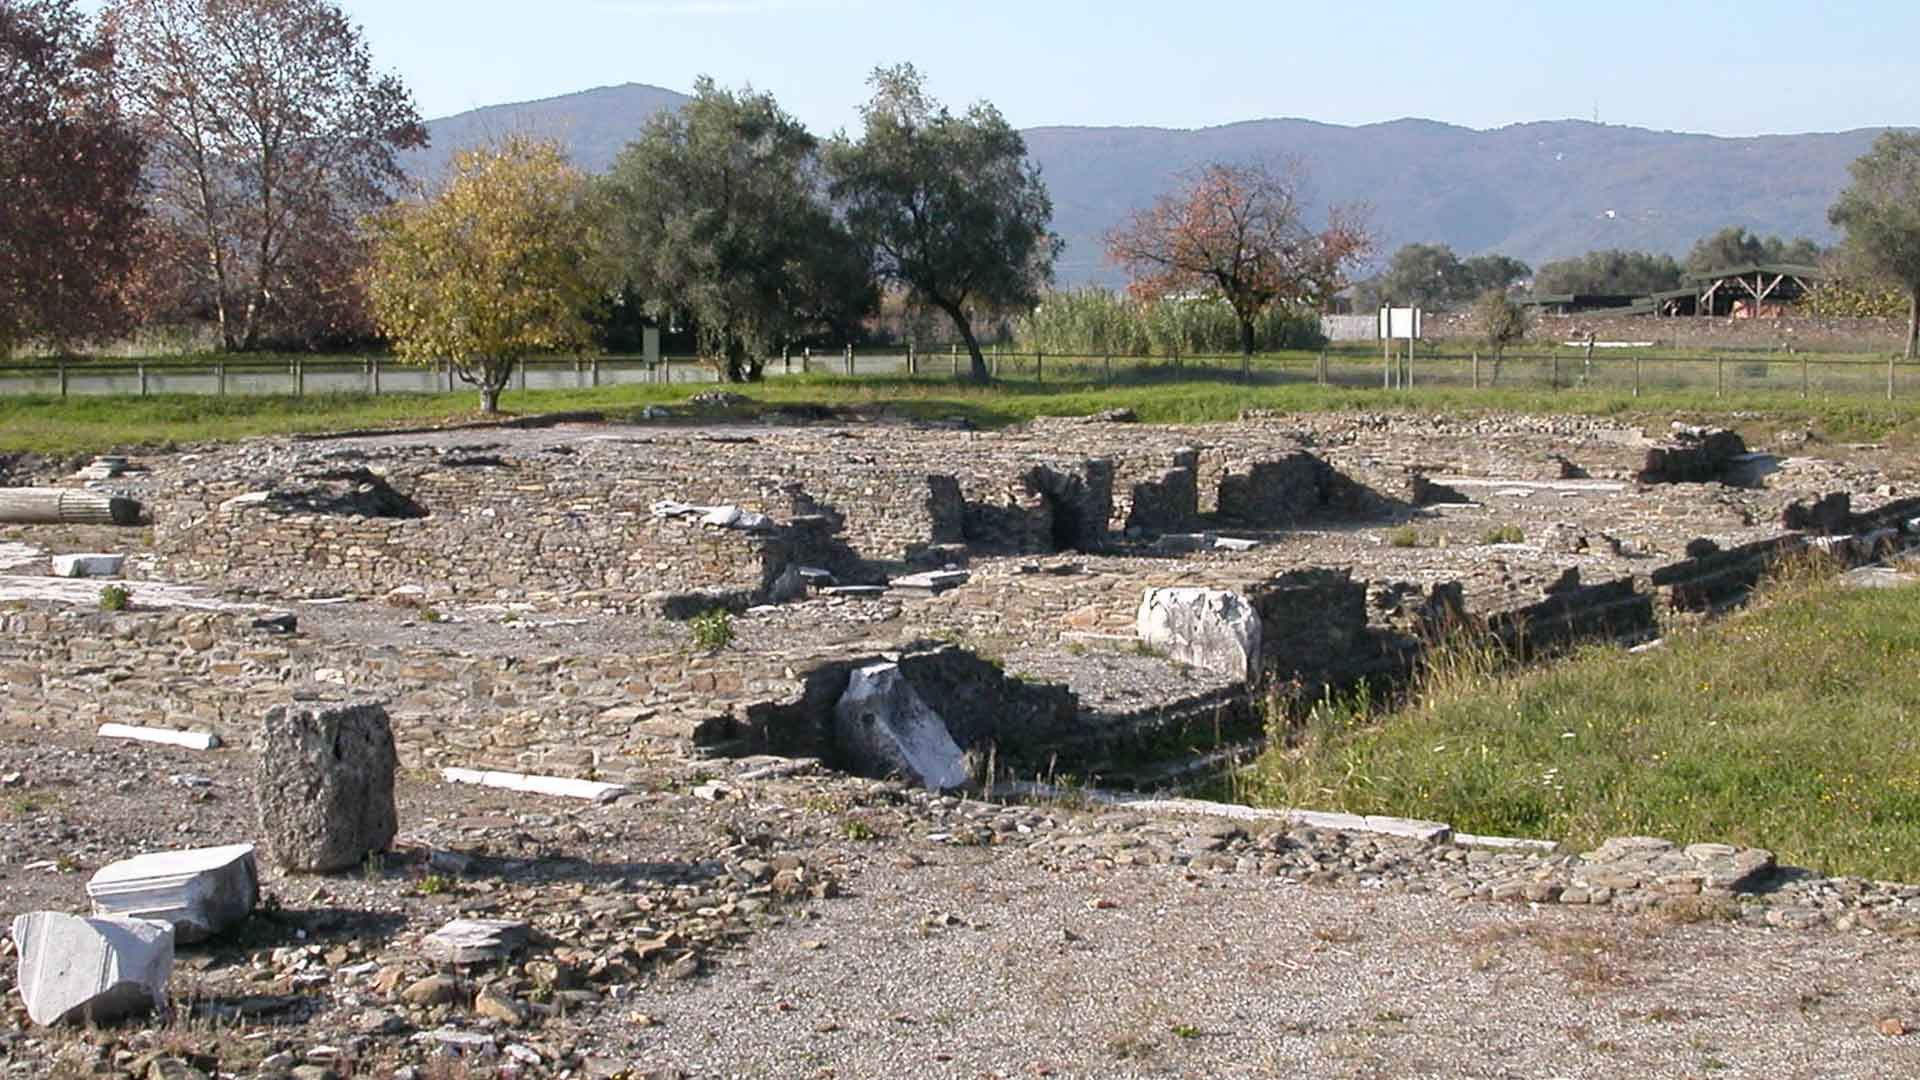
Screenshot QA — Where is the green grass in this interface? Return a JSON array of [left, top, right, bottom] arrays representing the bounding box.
[[8, 352, 1920, 455], [1235, 572, 1920, 881]]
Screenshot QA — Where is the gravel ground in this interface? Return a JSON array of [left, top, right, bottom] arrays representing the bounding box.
[[2, 728, 1917, 1080]]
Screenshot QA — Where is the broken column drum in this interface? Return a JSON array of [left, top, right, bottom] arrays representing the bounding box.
[[255, 700, 399, 872], [0, 488, 142, 525]]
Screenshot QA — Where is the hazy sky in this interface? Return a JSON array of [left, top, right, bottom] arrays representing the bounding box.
[[206, 1, 1920, 136]]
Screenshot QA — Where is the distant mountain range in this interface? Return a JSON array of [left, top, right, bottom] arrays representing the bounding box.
[[412, 83, 1887, 288]]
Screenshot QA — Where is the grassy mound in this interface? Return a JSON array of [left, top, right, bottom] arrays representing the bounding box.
[[1235, 572, 1920, 882]]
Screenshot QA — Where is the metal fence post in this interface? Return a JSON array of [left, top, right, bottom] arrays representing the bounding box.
[[908, 341, 917, 376], [1801, 355, 1808, 399], [844, 344, 853, 376], [295, 356, 303, 397], [370, 355, 380, 396], [1036, 349, 1044, 383], [1890, 354, 1897, 401], [1471, 351, 1479, 389], [591, 355, 600, 387], [1633, 355, 1641, 398], [951, 344, 959, 376], [58, 358, 67, 398], [139, 362, 147, 397], [1716, 357, 1724, 398]]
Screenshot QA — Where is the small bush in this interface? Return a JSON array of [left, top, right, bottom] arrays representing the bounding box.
[[690, 608, 734, 652], [98, 584, 130, 611], [1482, 524, 1525, 544], [1387, 526, 1421, 548]]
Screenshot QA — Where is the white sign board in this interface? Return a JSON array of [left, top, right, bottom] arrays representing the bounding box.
[[1379, 307, 1423, 340]]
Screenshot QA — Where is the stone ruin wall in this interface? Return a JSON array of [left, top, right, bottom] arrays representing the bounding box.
[[0, 603, 1094, 783], [146, 442, 1170, 605]]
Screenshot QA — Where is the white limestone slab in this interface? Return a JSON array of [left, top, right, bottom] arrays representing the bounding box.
[[1455, 833, 1561, 853], [11, 912, 174, 1026], [440, 767, 630, 803], [87, 844, 258, 943], [0, 541, 43, 572], [0, 575, 242, 611], [98, 724, 222, 751], [1430, 476, 1627, 494], [52, 553, 125, 578], [999, 782, 1455, 844]]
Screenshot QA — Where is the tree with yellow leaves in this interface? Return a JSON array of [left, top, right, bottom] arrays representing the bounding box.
[[367, 136, 605, 413]]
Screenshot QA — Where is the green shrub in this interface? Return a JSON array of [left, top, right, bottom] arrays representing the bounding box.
[[1482, 524, 1525, 544], [690, 608, 734, 652], [1387, 526, 1421, 548], [98, 584, 130, 611]]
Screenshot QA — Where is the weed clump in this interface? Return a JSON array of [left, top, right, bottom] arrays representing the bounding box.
[[689, 608, 734, 652]]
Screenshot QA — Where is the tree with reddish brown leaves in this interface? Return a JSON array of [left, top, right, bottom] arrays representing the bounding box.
[[0, 0, 147, 357], [102, 0, 424, 351], [1105, 160, 1370, 359]]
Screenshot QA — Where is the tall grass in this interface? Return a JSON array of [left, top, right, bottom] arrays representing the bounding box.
[[1014, 288, 1324, 357], [1236, 571, 1920, 881]]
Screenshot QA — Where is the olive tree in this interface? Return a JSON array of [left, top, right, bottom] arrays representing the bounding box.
[[366, 137, 605, 414], [601, 78, 873, 382], [1829, 132, 1920, 359], [828, 63, 1059, 383], [1473, 287, 1528, 385]]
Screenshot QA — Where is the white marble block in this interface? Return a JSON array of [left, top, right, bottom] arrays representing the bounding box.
[[12, 912, 174, 1026], [87, 843, 258, 944]]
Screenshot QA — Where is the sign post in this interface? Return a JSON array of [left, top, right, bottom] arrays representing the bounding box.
[[1378, 307, 1422, 389]]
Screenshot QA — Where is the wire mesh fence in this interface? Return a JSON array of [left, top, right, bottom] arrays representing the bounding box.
[[0, 346, 1913, 401]]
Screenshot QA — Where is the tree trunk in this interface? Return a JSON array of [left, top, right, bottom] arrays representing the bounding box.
[[936, 300, 989, 383], [1238, 315, 1256, 361], [475, 358, 509, 414], [719, 340, 753, 383], [1907, 289, 1917, 361]]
